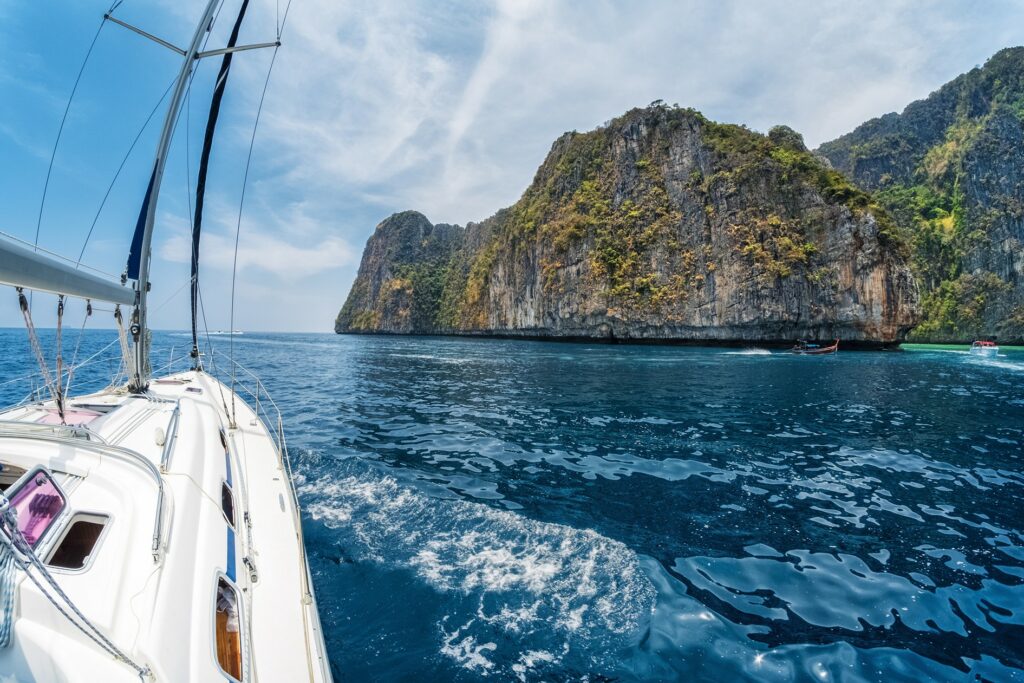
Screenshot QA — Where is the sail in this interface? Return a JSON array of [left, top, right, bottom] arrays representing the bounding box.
[[191, 0, 251, 358], [125, 168, 157, 282], [0, 236, 134, 304]]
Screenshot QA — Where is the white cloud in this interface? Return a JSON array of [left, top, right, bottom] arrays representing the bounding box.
[[180, 0, 1024, 330], [5, 0, 1024, 332], [251, 0, 1024, 231], [157, 200, 358, 281]]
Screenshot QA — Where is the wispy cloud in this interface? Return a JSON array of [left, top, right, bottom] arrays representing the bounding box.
[[4, 0, 1024, 331], [157, 200, 358, 280], [252, 0, 1024, 229]]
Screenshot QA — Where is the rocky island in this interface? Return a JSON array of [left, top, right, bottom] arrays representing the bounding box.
[[818, 47, 1024, 343], [337, 48, 1024, 345]]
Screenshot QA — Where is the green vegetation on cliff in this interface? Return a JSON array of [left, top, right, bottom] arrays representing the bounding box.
[[818, 47, 1024, 342], [338, 102, 918, 343]]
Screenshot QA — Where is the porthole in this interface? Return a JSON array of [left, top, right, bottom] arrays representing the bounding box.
[[221, 482, 235, 527]]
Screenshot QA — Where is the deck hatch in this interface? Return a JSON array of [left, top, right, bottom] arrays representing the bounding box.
[[47, 513, 108, 570], [6, 466, 66, 548]]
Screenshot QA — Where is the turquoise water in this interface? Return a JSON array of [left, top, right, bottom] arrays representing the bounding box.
[[1, 330, 1022, 681]]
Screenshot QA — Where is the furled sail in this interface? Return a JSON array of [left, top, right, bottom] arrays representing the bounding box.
[[125, 168, 156, 282], [0, 235, 134, 305], [190, 0, 251, 361]]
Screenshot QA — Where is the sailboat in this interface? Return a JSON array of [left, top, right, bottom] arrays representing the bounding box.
[[0, 2, 332, 681]]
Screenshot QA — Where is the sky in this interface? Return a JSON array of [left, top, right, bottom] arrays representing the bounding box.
[[1, 0, 1023, 332]]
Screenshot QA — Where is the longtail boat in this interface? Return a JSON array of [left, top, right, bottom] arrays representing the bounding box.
[[791, 339, 839, 355]]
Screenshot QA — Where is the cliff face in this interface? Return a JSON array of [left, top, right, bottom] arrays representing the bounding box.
[[335, 211, 464, 333], [337, 105, 919, 344], [818, 47, 1024, 342]]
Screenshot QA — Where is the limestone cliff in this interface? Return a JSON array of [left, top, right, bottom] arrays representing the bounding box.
[[818, 47, 1024, 342], [337, 104, 919, 344]]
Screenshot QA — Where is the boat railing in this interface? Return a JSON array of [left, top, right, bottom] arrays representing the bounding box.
[[207, 348, 319, 645], [208, 351, 289, 468]]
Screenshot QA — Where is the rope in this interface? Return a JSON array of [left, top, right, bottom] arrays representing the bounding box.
[[0, 499, 150, 676], [115, 305, 133, 387], [16, 289, 61, 415], [0, 525, 14, 648], [55, 296, 65, 423]]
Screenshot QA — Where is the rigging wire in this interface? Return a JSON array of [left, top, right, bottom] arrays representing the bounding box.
[[191, 0, 253, 369], [179, 0, 227, 371], [228, 0, 294, 424], [33, 13, 109, 252], [63, 300, 93, 398], [77, 77, 177, 265], [197, 283, 232, 419], [228, 56, 279, 423]]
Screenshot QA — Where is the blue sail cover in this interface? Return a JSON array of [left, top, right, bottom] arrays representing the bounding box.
[[125, 168, 157, 281], [190, 0, 251, 357]]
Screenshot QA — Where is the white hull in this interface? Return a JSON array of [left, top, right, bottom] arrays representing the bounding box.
[[0, 370, 331, 682], [969, 346, 999, 357]]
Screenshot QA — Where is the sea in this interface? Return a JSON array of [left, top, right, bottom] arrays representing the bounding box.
[[1, 329, 1022, 682]]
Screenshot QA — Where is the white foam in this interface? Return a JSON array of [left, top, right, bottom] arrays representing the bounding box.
[[302, 462, 655, 676], [440, 621, 497, 673], [724, 348, 772, 355], [512, 650, 559, 681]]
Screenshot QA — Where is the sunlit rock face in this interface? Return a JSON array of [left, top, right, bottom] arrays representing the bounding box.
[[337, 104, 919, 345], [818, 47, 1024, 343]]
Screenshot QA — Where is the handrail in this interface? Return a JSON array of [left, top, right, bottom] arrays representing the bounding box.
[[0, 419, 108, 444], [153, 400, 181, 562], [158, 401, 181, 471]]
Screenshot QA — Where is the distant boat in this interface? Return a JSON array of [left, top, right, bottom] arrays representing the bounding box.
[[791, 339, 839, 355], [969, 340, 998, 357], [209, 330, 244, 336]]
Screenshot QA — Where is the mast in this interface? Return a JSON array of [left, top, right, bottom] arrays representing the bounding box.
[[126, 0, 223, 393]]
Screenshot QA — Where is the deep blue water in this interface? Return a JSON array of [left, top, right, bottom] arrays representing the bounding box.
[[1, 329, 1023, 682]]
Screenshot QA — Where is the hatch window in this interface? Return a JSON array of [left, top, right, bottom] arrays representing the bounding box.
[[47, 514, 109, 570], [7, 467, 66, 547], [215, 577, 243, 680], [221, 482, 235, 527]]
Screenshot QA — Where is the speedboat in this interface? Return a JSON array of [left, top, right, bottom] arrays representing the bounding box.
[[969, 340, 999, 357], [0, 1, 332, 680], [791, 339, 839, 355]]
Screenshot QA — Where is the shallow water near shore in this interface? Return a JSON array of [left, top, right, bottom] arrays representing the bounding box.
[[1, 330, 1022, 681]]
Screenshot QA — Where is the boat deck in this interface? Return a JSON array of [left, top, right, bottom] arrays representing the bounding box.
[[0, 370, 330, 682]]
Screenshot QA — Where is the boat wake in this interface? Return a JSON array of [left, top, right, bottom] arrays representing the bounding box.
[[300, 460, 655, 678], [965, 355, 1024, 372], [723, 348, 772, 355]]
